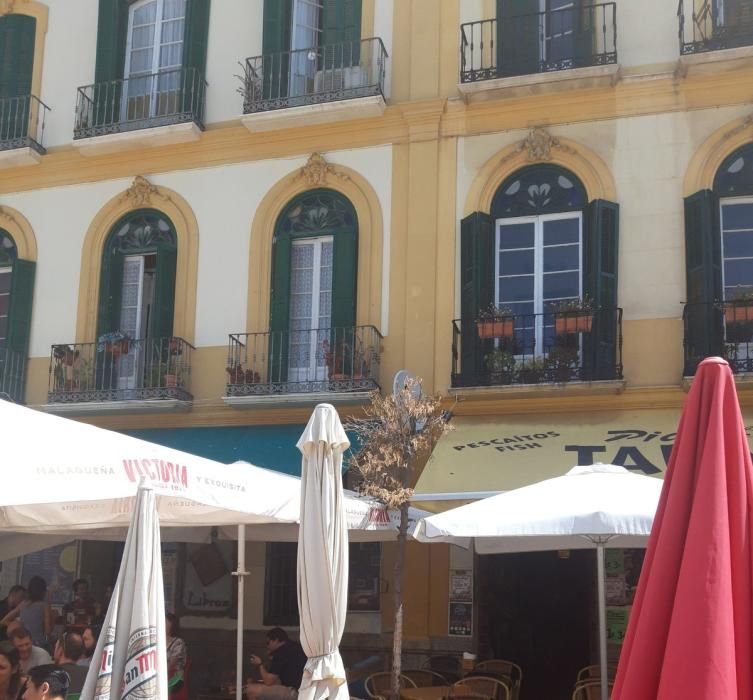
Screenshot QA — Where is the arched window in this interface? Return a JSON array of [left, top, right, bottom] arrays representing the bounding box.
[[0, 230, 17, 346], [270, 189, 357, 383], [98, 209, 177, 345]]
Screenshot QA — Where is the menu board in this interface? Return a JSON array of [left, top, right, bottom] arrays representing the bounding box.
[[448, 569, 473, 636], [21, 544, 79, 607], [179, 542, 235, 616]]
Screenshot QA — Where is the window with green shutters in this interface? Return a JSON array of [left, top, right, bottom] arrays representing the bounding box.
[[0, 14, 36, 142], [269, 189, 358, 383]]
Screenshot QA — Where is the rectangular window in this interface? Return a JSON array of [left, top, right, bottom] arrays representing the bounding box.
[[0, 267, 10, 344], [264, 542, 299, 627], [496, 212, 582, 356], [721, 198, 753, 300], [542, 0, 576, 65], [348, 542, 381, 612]]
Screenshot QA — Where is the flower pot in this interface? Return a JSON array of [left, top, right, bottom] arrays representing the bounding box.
[[476, 318, 514, 339], [725, 304, 753, 323], [169, 338, 182, 354], [164, 374, 178, 387], [105, 340, 129, 356], [555, 313, 593, 335]]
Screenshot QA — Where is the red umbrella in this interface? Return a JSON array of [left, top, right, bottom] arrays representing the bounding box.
[[613, 357, 753, 699]]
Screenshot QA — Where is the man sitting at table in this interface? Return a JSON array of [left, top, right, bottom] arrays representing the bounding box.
[[10, 626, 51, 673], [247, 628, 307, 700], [53, 633, 88, 694]]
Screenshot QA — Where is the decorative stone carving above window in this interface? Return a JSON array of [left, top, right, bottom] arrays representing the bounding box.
[[109, 213, 176, 253], [298, 153, 350, 187]]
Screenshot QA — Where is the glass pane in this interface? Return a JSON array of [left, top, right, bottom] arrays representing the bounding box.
[[498, 223, 535, 250], [163, 0, 186, 20], [134, 2, 157, 25], [543, 244, 579, 273], [499, 249, 534, 276], [724, 258, 753, 288], [543, 218, 579, 245], [0, 294, 8, 316], [722, 202, 753, 230], [723, 230, 753, 259], [0, 270, 11, 294], [499, 275, 534, 303], [130, 49, 153, 75], [132, 25, 155, 50], [543, 271, 579, 300], [0, 317, 6, 342]]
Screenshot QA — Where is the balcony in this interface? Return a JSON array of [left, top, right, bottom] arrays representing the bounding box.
[[459, 3, 617, 97], [0, 346, 26, 404], [73, 67, 206, 155], [679, 0, 753, 55], [240, 38, 388, 132], [46, 336, 194, 414], [224, 325, 382, 407], [683, 301, 753, 377], [0, 94, 50, 168], [451, 307, 623, 394]]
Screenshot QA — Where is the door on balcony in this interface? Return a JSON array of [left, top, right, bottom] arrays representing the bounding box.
[[123, 0, 186, 123], [496, 213, 582, 358], [289, 0, 323, 99], [288, 237, 333, 383], [0, 14, 35, 143]]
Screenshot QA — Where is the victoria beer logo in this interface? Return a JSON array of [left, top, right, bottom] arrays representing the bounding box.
[[92, 626, 159, 700]]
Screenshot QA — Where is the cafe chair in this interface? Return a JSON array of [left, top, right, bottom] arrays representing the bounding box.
[[571, 680, 614, 700], [365, 672, 416, 700], [468, 661, 522, 700], [422, 655, 462, 684], [401, 670, 448, 687], [576, 664, 616, 682], [453, 677, 510, 700]]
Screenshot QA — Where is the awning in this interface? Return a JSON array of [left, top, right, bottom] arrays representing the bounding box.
[[414, 409, 753, 507]]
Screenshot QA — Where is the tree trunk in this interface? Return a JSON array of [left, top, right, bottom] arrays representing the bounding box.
[[390, 502, 410, 700]]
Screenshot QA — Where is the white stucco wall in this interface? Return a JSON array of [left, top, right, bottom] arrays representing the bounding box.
[[0, 144, 392, 357], [456, 104, 752, 322]]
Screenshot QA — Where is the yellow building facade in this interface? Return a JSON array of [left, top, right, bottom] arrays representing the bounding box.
[[2, 0, 753, 695]]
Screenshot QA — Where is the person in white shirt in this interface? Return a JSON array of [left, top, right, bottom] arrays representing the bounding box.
[[9, 627, 51, 674]]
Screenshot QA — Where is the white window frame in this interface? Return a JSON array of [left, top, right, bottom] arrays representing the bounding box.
[[720, 195, 753, 299], [117, 255, 146, 390], [540, 0, 576, 64], [0, 267, 11, 345], [495, 211, 583, 356]]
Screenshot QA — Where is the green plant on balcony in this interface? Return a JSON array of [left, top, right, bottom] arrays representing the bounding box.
[[549, 297, 595, 335], [723, 287, 753, 323], [145, 361, 185, 389], [485, 347, 516, 384], [97, 330, 131, 356], [323, 337, 370, 380], [516, 356, 547, 384], [546, 345, 580, 382], [476, 303, 514, 339], [226, 364, 261, 385]]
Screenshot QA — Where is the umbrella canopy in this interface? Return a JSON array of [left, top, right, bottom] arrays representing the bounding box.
[[415, 463, 663, 700], [613, 357, 753, 699], [81, 485, 168, 700], [296, 404, 350, 700]]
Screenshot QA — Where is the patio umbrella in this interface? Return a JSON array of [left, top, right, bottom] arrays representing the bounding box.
[[81, 484, 168, 700], [612, 357, 753, 699], [415, 463, 663, 700], [296, 404, 350, 700]]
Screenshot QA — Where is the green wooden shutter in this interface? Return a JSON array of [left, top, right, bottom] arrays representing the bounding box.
[[330, 224, 358, 376], [684, 189, 723, 372], [96, 246, 125, 338], [0, 15, 36, 141], [322, 0, 362, 67], [94, 0, 129, 127], [269, 231, 292, 382], [182, 0, 210, 115], [497, 0, 540, 78], [4, 258, 34, 403], [150, 246, 178, 343], [262, 0, 292, 100], [575, 0, 594, 68], [584, 200, 619, 380], [460, 212, 495, 384]]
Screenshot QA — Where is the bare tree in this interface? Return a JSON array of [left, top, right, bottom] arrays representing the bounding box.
[[346, 379, 451, 700]]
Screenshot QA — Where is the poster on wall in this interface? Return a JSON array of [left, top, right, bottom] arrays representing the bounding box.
[[348, 543, 381, 612], [448, 602, 473, 637], [21, 544, 79, 607], [179, 542, 235, 616], [449, 569, 473, 603]]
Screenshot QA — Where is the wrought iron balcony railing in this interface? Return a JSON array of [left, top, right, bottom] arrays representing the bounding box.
[[683, 300, 753, 375], [0, 94, 50, 154], [451, 307, 623, 388], [226, 325, 382, 397], [0, 346, 26, 404], [48, 336, 194, 404], [679, 0, 753, 54], [241, 37, 387, 114], [460, 3, 617, 83], [74, 67, 207, 139]]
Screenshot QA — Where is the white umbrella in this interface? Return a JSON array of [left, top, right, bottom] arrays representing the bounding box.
[[415, 464, 663, 700], [296, 404, 350, 700], [81, 484, 168, 700]]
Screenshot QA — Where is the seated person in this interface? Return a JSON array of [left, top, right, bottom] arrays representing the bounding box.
[[10, 627, 52, 674], [53, 633, 88, 694], [20, 664, 70, 700], [61, 581, 95, 624], [77, 626, 98, 668], [247, 628, 307, 700]]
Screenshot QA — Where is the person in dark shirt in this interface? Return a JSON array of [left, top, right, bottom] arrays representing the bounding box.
[[0, 587, 25, 642], [52, 632, 88, 694], [247, 628, 307, 700]]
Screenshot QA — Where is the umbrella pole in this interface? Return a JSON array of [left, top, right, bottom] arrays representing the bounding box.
[[596, 542, 608, 700], [235, 524, 249, 700]]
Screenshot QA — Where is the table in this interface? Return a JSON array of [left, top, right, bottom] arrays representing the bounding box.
[[400, 686, 489, 700]]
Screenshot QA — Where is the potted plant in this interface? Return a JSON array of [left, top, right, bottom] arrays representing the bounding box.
[[169, 337, 183, 355], [551, 297, 595, 335], [724, 288, 753, 323], [476, 303, 515, 340], [97, 331, 130, 356], [517, 356, 547, 384], [323, 338, 348, 379], [226, 364, 246, 384], [485, 347, 516, 384], [545, 345, 580, 383]]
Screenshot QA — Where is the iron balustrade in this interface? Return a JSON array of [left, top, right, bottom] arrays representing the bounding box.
[[0, 346, 26, 404], [47, 336, 194, 404], [74, 67, 207, 139], [460, 3, 617, 83], [683, 300, 753, 375], [241, 37, 388, 113], [0, 94, 50, 154], [678, 0, 753, 54], [226, 325, 382, 397], [451, 307, 623, 388]]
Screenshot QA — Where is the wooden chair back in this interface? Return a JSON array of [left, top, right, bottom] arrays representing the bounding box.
[[571, 680, 614, 700], [365, 672, 416, 700], [401, 669, 448, 687], [454, 677, 511, 700], [474, 660, 522, 685], [422, 655, 461, 684]]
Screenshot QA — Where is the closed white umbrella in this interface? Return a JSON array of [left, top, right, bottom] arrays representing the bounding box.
[[415, 464, 663, 700], [296, 404, 350, 700], [81, 484, 168, 700]]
